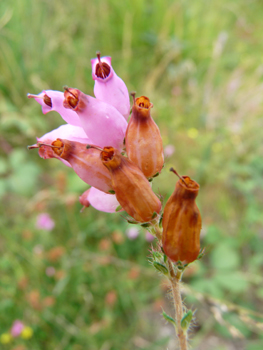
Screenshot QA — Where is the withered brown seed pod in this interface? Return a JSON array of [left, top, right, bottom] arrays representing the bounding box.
[[101, 147, 162, 222], [50, 139, 113, 193], [125, 95, 164, 178], [162, 170, 202, 264]]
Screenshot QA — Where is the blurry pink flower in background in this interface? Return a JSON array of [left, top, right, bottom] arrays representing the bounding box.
[[126, 227, 139, 240], [36, 213, 55, 231], [145, 231, 155, 242], [11, 320, 25, 337], [164, 144, 175, 158], [33, 244, 44, 256], [45, 266, 56, 277]]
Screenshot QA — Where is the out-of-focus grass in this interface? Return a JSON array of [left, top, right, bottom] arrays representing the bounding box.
[[1, 0, 263, 349]]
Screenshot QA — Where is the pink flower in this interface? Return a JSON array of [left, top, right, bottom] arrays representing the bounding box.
[[164, 144, 175, 158], [91, 53, 130, 119], [126, 227, 139, 240], [145, 231, 155, 242], [27, 90, 81, 126], [63, 88, 127, 150], [28, 55, 129, 214], [46, 266, 56, 277], [36, 213, 55, 231], [11, 320, 25, 337]]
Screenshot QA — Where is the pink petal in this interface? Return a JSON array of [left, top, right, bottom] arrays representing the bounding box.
[[28, 90, 81, 127], [80, 187, 121, 213], [126, 227, 139, 240], [164, 144, 175, 157], [11, 320, 25, 337], [37, 124, 90, 143], [145, 231, 155, 242], [91, 55, 130, 120], [63, 88, 127, 150], [36, 213, 55, 231]]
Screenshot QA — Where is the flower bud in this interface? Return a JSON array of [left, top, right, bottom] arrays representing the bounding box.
[[45, 139, 113, 193], [27, 90, 81, 126], [125, 95, 164, 178], [63, 88, 127, 150], [91, 53, 130, 120], [100, 147, 162, 222], [162, 170, 202, 264]]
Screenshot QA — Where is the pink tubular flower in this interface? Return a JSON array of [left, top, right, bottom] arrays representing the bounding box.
[[91, 53, 130, 120], [27, 90, 81, 127], [11, 320, 25, 337], [63, 88, 127, 150], [36, 213, 55, 231]]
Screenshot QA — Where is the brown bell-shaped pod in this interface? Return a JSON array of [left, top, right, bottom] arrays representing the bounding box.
[[48, 139, 113, 193], [162, 170, 202, 264], [101, 147, 162, 222], [125, 94, 164, 178]]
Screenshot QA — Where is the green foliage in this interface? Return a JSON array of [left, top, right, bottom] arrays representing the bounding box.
[[181, 310, 193, 331], [162, 310, 175, 325], [153, 261, 169, 275]]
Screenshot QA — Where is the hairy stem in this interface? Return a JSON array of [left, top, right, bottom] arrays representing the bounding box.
[[168, 260, 188, 350]]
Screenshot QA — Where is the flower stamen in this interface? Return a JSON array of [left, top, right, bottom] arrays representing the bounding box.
[[27, 93, 52, 107], [95, 51, 111, 79], [170, 167, 188, 187]]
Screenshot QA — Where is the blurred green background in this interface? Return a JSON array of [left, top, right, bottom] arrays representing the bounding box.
[[1, 0, 263, 349]]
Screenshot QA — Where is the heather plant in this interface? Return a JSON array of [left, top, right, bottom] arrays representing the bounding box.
[[2, 1, 263, 349], [27, 53, 203, 349]]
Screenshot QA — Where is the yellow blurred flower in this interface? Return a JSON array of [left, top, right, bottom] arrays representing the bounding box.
[[21, 327, 33, 339], [0, 333, 12, 344], [187, 128, 198, 139]]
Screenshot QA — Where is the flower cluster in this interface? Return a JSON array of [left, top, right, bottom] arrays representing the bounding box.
[[28, 52, 163, 221], [28, 52, 202, 264], [0, 320, 33, 345]]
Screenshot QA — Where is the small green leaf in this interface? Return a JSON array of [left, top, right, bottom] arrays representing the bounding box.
[[153, 172, 160, 178], [153, 261, 168, 275], [152, 251, 163, 260], [198, 248, 205, 260], [162, 310, 175, 324], [181, 310, 193, 330], [115, 205, 122, 212], [108, 190, 115, 194], [127, 220, 137, 224], [159, 214, 163, 227], [151, 211, 157, 219], [141, 223, 150, 228]]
